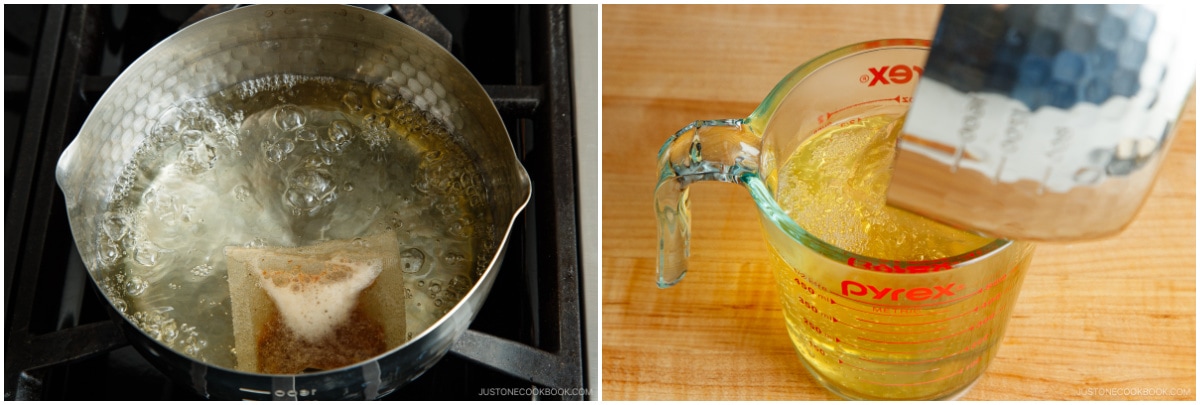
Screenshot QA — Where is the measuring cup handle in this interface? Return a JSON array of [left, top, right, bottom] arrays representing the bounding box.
[[654, 119, 761, 288]]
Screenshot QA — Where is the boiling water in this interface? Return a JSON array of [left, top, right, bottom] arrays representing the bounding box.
[[767, 114, 1031, 399], [92, 75, 495, 369]]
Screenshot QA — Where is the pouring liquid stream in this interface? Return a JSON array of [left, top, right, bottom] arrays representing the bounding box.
[[93, 75, 495, 370]]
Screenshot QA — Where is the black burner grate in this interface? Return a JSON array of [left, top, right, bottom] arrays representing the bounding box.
[[4, 4, 583, 400]]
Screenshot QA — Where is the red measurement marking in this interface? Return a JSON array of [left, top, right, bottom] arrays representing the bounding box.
[[838, 359, 945, 376], [818, 98, 899, 124], [847, 257, 954, 274], [847, 333, 991, 361], [861, 357, 981, 387], [839, 319, 949, 335], [855, 306, 1002, 345], [838, 301, 956, 317], [854, 288, 1007, 326], [793, 277, 816, 295]]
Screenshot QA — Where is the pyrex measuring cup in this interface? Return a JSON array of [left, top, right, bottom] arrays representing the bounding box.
[[654, 39, 1037, 400]]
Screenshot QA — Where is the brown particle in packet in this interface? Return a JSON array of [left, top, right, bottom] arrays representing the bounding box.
[[224, 231, 406, 374]]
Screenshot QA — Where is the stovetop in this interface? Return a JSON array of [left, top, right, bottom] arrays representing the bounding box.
[[4, 4, 585, 400]]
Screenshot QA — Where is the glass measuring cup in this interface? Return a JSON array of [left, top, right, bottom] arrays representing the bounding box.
[[653, 39, 1037, 400]]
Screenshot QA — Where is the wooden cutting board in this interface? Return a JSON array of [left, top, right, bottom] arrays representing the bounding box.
[[601, 4, 1196, 400]]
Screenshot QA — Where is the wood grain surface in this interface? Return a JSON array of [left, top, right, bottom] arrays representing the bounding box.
[[601, 4, 1196, 400]]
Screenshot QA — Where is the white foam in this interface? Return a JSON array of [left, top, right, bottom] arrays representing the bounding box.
[[253, 255, 382, 342]]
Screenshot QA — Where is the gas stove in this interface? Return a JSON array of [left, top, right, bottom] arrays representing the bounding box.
[[5, 4, 586, 400]]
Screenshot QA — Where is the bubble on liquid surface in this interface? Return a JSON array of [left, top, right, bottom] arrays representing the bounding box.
[[283, 167, 337, 216], [112, 298, 128, 314], [400, 247, 426, 274], [322, 120, 354, 153], [232, 184, 251, 202], [448, 275, 470, 293], [342, 91, 363, 112], [295, 127, 318, 142], [125, 276, 148, 296], [371, 86, 397, 110], [101, 213, 130, 241], [191, 264, 214, 277], [274, 104, 306, 131], [443, 252, 465, 265], [97, 236, 124, 267], [263, 139, 295, 163], [134, 241, 165, 266], [180, 129, 204, 145], [179, 142, 217, 174]]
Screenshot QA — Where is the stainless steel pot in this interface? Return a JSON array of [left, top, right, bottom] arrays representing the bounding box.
[[54, 5, 531, 400]]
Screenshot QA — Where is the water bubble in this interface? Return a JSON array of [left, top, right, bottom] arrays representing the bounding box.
[[412, 172, 432, 194], [302, 154, 332, 168], [343, 181, 355, 192], [400, 247, 426, 274], [449, 274, 470, 292], [342, 91, 363, 112], [134, 242, 164, 266], [97, 236, 124, 267], [329, 120, 353, 142], [449, 220, 470, 238], [161, 317, 179, 343], [435, 201, 456, 217], [372, 86, 397, 110], [180, 99, 205, 118], [198, 114, 224, 133], [295, 127, 318, 142], [245, 237, 267, 248], [283, 167, 336, 216], [100, 213, 128, 242], [125, 276, 148, 296], [179, 142, 217, 174], [169, 282, 182, 290], [191, 264, 214, 277], [274, 104, 306, 131], [404, 287, 413, 299], [417, 280, 425, 287], [443, 252, 465, 265], [433, 298, 444, 307], [180, 129, 204, 145], [428, 280, 442, 294], [112, 298, 128, 313], [233, 184, 251, 202], [422, 150, 444, 163], [263, 139, 295, 163], [322, 120, 354, 153]]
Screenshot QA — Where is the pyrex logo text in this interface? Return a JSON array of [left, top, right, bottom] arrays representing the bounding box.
[[841, 280, 957, 301], [864, 65, 923, 86]]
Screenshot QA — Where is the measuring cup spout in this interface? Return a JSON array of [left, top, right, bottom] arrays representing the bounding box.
[[654, 119, 760, 288]]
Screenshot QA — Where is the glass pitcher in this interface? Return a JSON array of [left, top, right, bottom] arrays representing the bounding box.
[[653, 39, 1037, 400]]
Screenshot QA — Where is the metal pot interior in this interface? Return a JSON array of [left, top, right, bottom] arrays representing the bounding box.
[[54, 4, 531, 398]]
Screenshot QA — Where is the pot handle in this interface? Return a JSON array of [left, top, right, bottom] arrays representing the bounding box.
[[654, 119, 761, 288]]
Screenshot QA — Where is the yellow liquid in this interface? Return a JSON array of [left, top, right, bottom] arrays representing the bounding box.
[[767, 114, 1032, 400]]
